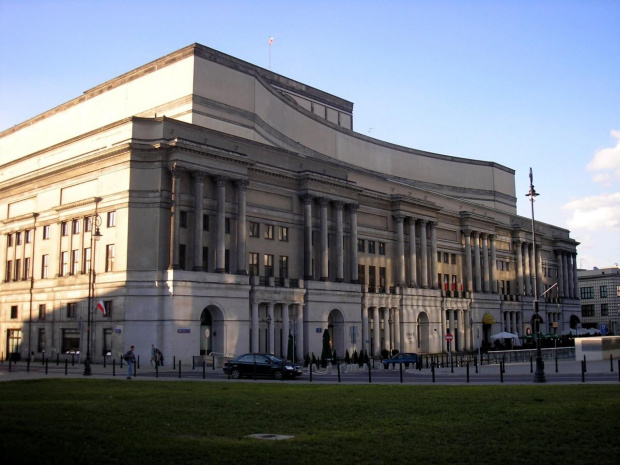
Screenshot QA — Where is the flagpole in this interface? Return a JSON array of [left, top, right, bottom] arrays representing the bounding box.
[[269, 37, 274, 70]]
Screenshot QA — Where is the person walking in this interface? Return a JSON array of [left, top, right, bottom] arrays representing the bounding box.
[[124, 345, 136, 379]]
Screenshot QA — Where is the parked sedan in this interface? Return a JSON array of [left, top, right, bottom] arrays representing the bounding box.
[[382, 352, 420, 369], [223, 353, 303, 380]]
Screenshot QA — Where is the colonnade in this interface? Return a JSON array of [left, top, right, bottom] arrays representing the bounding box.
[[443, 309, 472, 351], [250, 301, 303, 360], [555, 250, 579, 299], [463, 230, 497, 293]]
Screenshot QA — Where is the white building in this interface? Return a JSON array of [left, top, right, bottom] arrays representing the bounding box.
[[577, 266, 620, 335], [0, 43, 580, 363]]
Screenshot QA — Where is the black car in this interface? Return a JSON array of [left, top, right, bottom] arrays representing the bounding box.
[[223, 353, 303, 380]]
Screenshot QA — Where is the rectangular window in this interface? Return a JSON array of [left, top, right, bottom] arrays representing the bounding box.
[[249, 222, 260, 237], [265, 224, 274, 240], [580, 287, 594, 299], [225, 249, 230, 273], [437, 251, 442, 262], [498, 260, 504, 271], [264, 254, 274, 278], [379, 267, 386, 291], [16, 232, 22, 245], [67, 302, 77, 318], [83, 247, 91, 274], [7, 234, 13, 247], [179, 244, 186, 270], [506, 281, 511, 295], [105, 244, 115, 272], [443, 252, 449, 264], [43, 225, 50, 239], [37, 328, 46, 353], [500, 280, 506, 295], [249, 252, 259, 276], [71, 249, 79, 275], [84, 217, 92, 232], [358, 265, 366, 285], [24, 257, 30, 280], [279, 226, 288, 242], [443, 274, 449, 291], [60, 251, 69, 276], [369, 266, 376, 289], [14, 259, 21, 281], [10, 305, 18, 319], [358, 239, 365, 253], [103, 300, 113, 318], [41, 255, 49, 279], [618, 285, 620, 297], [368, 241, 376, 254], [581, 304, 594, 317], [103, 328, 112, 356], [600, 286, 608, 298], [203, 214, 209, 231], [180, 211, 187, 228], [202, 247, 208, 271], [451, 254, 456, 265], [39, 304, 46, 320], [72, 219, 80, 234], [6, 260, 12, 282], [61, 329, 80, 353], [61, 221, 69, 236], [451, 275, 457, 291], [506, 261, 510, 271], [107, 211, 116, 227], [279, 256, 289, 279], [601, 303, 608, 316], [379, 242, 385, 255], [225, 218, 230, 234]]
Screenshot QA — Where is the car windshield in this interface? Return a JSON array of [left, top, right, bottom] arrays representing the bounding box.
[[265, 354, 283, 363]]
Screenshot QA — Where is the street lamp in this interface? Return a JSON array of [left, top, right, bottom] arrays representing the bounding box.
[[266, 314, 272, 354], [526, 168, 546, 383], [83, 213, 102, 376]]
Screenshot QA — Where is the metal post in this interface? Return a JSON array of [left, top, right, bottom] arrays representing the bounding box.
[[178, 361, 181, 379], [156, 361, 159, 378], [337, 358, 341, 382], [581, 360, 585, 382], [83, 209, 102, 376], [399, 360, 403, 383], [203, 360, 206, 379], [431, 362, 435, 383], [610, 354, 613, 372], [500, 362, 503, 383], [310, 363, 313, 382], [368, 360, 372, 384], [65, 359, 68, 375], [466, 361, 470, 383], [113, 359, 115, 377], [45, 359, 48, 374]]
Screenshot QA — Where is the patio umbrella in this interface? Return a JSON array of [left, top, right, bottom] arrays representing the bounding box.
[[490, 331, 519, 340]]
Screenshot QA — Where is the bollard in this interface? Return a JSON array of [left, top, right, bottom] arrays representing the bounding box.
[[610, 354, 614, 373], [310, 363, 313, 382], [193, 356, 195, 370], [45, 359, 49, 375], [173, 355, 176, 368], [65, 359, 68, 375], [530, 355, 533, 373], [113, 359, 116, 377], [337, 359, 341, 383], [27, 358, 30, 373], [203, 360, 206, 379], [120, 355, 123, 368], [137, 355, 140, 370], [213, 354, 216, 371], [431, 362, 436, 383], [178, 361, 182, 379], [399, 361, 403, 383], [555, 353, 558, 373], [500, 362, 503, 383], [450, 356, 454, 373], [583, 355, 587, 372], [368, 360, 372, 384], [466, 361, 470, 383], [581, 360, 585, 382], [56, 353, 59, 366], [104, 355, 106, 369], [8, 357, 12, 372]]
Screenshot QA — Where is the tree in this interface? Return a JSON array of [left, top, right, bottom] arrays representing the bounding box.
[[321, 329, 331, 365]]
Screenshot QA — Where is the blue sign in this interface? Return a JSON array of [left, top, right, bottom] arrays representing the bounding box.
[[114, 329, 122, 333], [316, 328, 322, 333], [600, 324, 608, 335], [177, 328, 191, 334]]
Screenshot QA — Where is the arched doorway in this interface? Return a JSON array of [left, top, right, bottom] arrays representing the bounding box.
[[327, 309, 345, 358], [417, 312, 430, 353], [200, 305, 224, 355]]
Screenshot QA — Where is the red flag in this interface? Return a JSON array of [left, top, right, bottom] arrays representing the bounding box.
[[96, 301, 107, 316], [269, 37, 274, 45]]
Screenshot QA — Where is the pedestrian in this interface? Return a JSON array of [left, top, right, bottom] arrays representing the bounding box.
[[150, 344, 156, 366], [123, 345, 136, 379]]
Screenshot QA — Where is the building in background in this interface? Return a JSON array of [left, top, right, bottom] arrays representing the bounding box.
[[577, 266, 620, 335], [0, 43, 580, 363]]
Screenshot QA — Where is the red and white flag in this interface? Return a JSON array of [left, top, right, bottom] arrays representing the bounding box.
[[269, 37, 274, 46], [96, 301, 107, 316]]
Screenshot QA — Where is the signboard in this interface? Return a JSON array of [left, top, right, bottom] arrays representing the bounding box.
[[177, 329, 191, 334], [445, 334, 453, 342], [316, 328, 322, 333], [600, 324, 608, 335]]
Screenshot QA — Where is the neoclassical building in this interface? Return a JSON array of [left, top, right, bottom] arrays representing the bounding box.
[[0, 43, 580, 363]]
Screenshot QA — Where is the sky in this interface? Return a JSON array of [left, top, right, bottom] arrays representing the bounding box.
[[1, 0, 618, 269]]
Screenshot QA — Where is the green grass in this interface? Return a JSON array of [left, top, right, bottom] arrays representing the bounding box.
[[0, 380, 618, 464]]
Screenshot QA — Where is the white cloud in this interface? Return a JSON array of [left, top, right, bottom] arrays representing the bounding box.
[[564, 192, 620, 231], [587, 129, 620, 185]]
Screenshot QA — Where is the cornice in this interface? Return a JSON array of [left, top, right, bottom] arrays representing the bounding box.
[[1, 212, 38, 226]]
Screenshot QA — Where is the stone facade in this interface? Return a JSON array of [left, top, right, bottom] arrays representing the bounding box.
[[0, 43, 580, 363], [577, 267, 620, 335]]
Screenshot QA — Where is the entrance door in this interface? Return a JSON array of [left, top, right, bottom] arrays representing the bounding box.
[[200, 310, 212, 355]]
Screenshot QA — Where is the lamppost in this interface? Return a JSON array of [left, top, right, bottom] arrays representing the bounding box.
[[291, 308, 297, 362], [83, 213, 102, 376], [527, 168, 546, 383], [266, 314, 272, 354]]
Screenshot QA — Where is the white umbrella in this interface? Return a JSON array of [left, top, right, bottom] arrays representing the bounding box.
[[490, 331, 519, 340]]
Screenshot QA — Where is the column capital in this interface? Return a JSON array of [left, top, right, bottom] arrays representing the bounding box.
[[169, 163, 184, 178], [429, 220, 438, 228], [472, 230, 480, 239], [192, 170, 206, 182], [319, 197, 330, 207], [393, 213, 406, 223], [215, 175, 228, 186], [419, 218, 428, 226], [346, 203, 359, 213], [235, 179, 249, 190], [333, 200, 345, 210], [301, 194, 314, 205]]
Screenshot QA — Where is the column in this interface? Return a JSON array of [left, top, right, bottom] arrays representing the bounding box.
[[456, 310, 464, 352], [464, 231, 473, 293], [267, 303, 275, 355], [192, 172, 205, 271], [430, 221, 438, 289], [236, 180, 248, 275], [536, 245, 543, 297], [282, 304, 290, 358], [383, 308, 391, 352], [562, 252, 569, 299], [473, 231, 482, 292], [295, 304, 304, 362], [303, 195, 313, 280], [448, 310, 455, 344], [362, 306, 369, 355], [419, 220, 428, 288], [349, 204, 359, 283], [169, 165, 182, 269], [510, 312, 516, 334], [482, 233, 490, 293], [408, 218, 418, 287], [464, 311, 471, 350], [335, 201, 344, 282], [556, 250, 564, 298], [515, 240, 524, 295], [395, 214, 406, 286], [320, 197, 329, 281], [215, 176, 227, 273], [567, 253, 574, 299], [572, 253, 579, 300], [372, 307, 380, 356], [524, 242, 532, 296], [251, 301, 259, 352], [490, 235, 498, 294], [394, 308, 401, 352]]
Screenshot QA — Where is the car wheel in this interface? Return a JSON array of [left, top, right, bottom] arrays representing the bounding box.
[[230, 368, 241, 379], [273, 370, 283, 380]]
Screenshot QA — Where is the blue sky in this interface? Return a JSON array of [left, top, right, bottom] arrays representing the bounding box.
[[1, 0, 618, 269]]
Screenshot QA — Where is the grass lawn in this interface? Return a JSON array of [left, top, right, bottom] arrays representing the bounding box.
[[0, 380, 618, 464]]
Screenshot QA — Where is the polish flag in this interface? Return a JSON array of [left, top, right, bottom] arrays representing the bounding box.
[[269, 37, 274, 45], [96, 301, 107, 316]]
